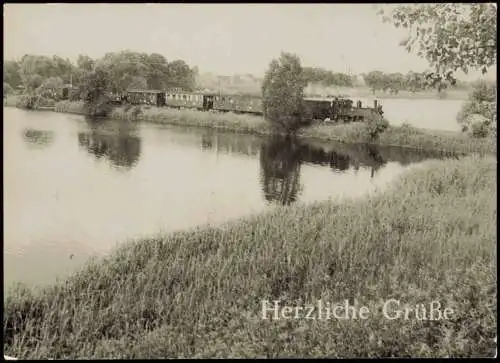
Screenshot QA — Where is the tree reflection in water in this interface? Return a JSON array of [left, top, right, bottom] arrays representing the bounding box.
[[259, 135, 394, 206], [22, 128, 55, 148], [260, 134, 303, 206], [77, 118, 141, 170]]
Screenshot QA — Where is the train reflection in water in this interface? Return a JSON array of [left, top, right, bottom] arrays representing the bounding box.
[[200, 131, 456, 206]]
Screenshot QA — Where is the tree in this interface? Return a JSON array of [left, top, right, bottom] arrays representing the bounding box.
[[52, 56, 75, 84], [404, 71, 425, 93], [378, 4, 497, 85], [128, 76, 148, 90], [36, 76, 64, 99], [145, 53, 170, 90], [3, 61, 22, 89], [261, 52, 307, 133], [363, 71, 385, 94], [19, 55, 58, 85], [77, 55, 95, 72], [24, 74, 44, 91], [302, 67, 354, 88], [386, 72, 405, 94], [166, 60, 196, 91], [80, 66, 112, 116]]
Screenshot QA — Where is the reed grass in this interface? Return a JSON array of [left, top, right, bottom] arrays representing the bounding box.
[[53, 100, 86, 115], [4, 155, 497, 358], [110, 105, 271, 135], [300, 123, 497, 155]]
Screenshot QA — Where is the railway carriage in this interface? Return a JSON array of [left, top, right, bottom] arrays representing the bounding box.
[[127, 90, 166, 107], [93, 87, 384, 123], [166, 92, 205, 110], [212, 94, 263, 114]]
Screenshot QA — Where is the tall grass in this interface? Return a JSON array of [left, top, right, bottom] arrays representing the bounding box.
[[54, 101, 86, 115], [300, 123, 497, 155], [4, 155, 497, 358], [110, 105, 271, 135]]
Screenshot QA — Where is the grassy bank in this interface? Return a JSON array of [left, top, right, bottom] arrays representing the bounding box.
[[300, 123, 496, 155], [108, 104, 496, 155], [4, 155, 497, 358], [110, 104, 270, 134], [53, 100, 86, 115]]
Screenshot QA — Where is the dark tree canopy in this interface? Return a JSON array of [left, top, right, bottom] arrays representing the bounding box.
[[261, 52, 308, 133]]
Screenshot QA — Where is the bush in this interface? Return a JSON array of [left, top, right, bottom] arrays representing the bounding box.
[[457, 80, 497, 136], [471, 119, 490, 138], [131, 106, 142, 119], [15, 94, 37, 109], [364, 117, 390, 141]]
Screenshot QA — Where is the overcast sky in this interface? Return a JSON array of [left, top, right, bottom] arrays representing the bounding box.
[[3, 3, 496, 80]]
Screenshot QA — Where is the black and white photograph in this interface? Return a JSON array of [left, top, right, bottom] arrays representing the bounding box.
[[3, 2, 497, 359]]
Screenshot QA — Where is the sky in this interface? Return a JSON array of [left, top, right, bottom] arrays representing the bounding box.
[[3, 3, 496, 80]]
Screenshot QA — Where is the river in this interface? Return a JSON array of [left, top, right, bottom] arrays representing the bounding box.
[[3, 107, 456, 290], [357, 97, 464, 131]]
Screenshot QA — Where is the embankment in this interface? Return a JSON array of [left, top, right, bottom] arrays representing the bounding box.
[[4, 154, 497, 358], [5, 100, 496, 155], [109, 104, 496, 155]]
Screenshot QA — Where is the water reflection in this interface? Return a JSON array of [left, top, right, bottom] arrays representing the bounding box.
[[260, 135, 303, 205], [256, 135, 453, 206], [201, 132, 261, 156], [22, 128, 55, 148], [77, 118, 142, 170]]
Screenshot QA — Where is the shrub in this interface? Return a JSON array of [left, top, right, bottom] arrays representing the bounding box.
[[457, 80, 497, 136], [364, 117, 390, 142], [471, 119, 490, 138]]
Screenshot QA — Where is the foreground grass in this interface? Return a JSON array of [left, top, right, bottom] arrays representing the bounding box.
[[4, 155, 497, 358]]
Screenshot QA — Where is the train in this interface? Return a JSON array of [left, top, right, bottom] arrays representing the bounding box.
[[62, 86, 383, 122]]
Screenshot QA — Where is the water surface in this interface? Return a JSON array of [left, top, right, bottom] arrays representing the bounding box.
[[3, 107, 455, 289]]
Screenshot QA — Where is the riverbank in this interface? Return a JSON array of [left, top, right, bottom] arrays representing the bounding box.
[[4, 154, 496, 358], [5, 99, 496, 155], [109, 104, 495, 155]]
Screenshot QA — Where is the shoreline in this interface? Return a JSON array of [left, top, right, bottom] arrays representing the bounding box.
[[3, 101, 496, 156]]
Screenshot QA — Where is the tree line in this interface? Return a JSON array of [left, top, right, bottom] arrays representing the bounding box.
[[3, 51, 197, 97], [361, 70, 476, 95], [302, 67, 355, 88]]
